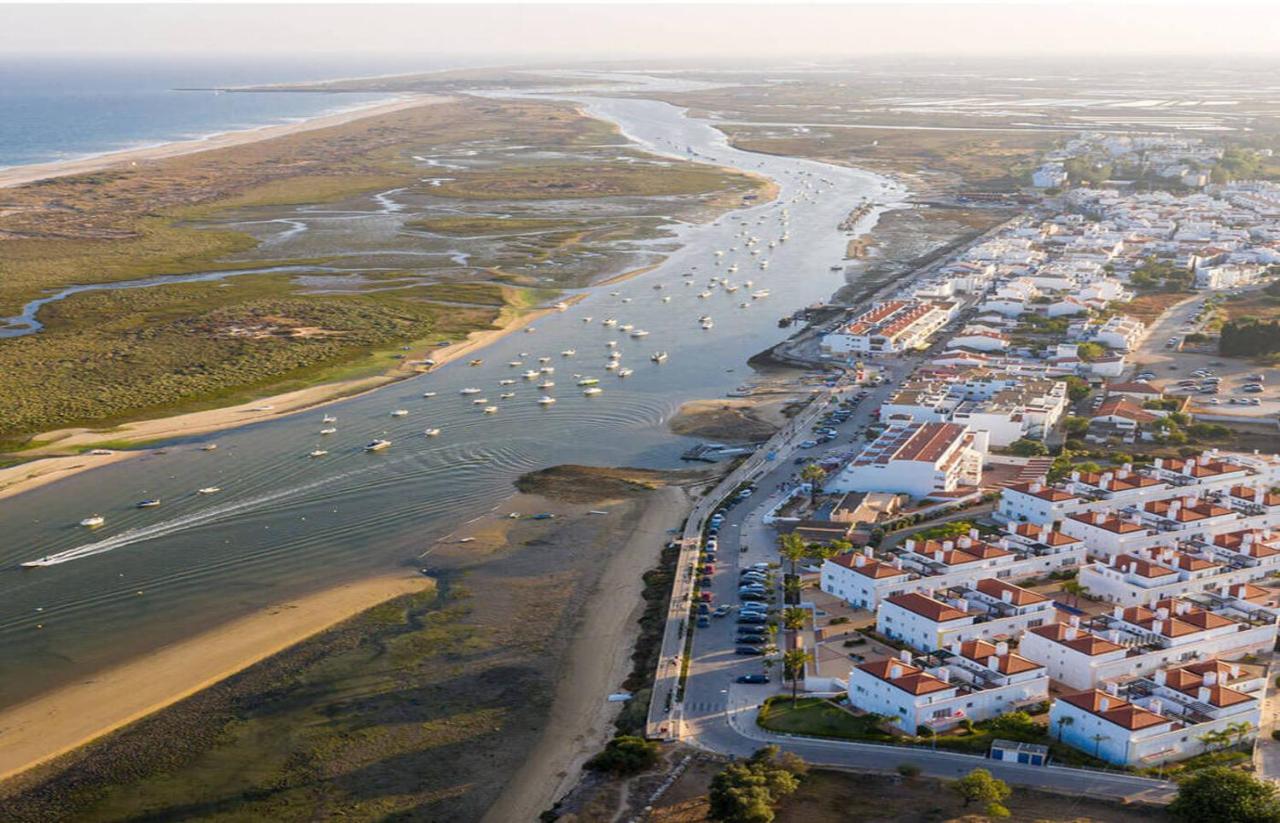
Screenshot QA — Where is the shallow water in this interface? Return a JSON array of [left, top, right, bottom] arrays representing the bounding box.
[[0, 83, 905, 706]]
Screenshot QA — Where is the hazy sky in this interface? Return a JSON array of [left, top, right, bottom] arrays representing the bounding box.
[[5, 2, 1280, 60]]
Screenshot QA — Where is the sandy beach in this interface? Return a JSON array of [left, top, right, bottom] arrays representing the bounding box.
[[0, 572, 432, 783], [0, 96, 443, 190]]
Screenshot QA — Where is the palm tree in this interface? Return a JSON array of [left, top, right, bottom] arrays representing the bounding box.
[[779, 532, 809, 577], [1090, 733, 1110, 760], [800, 463, 826, 504], [1198, 729, 1230, 753], [1061, 580, 1090, 607], [782, 647, 814, 706], [1055, 715, 1074, 742], [782, 607, 808, 633], [1224, 721, 1254, 750]]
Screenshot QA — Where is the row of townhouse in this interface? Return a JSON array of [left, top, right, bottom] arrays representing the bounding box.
[[820, 527, 1086, 611], [821, 299, 959, 355]]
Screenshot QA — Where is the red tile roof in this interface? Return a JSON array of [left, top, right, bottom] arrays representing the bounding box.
[[885, 592, 970, 623], [1059, 690, 1168, 730]]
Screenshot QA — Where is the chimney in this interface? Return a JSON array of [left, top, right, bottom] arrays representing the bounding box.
[[958, 536, 972, 549], [1105, 681, 1120, 696], [1157, 607, 1170, 620], [1154, 457, 1164, 469], [1065, 626, 1079, 640], [937, 667, 951, 682], [906, 538, 917, 552], [1030, 481, 1043, 494], [1094, 512, 1106, 525], [943, 540, 955, 552], [1204, 671, 1218, 686], [1069, 615, 1081, 627], [1002, 590, 1013, 604], [1198, 686, 1212, 702], [1230, 664, 1241, 678], [1102, 471, 1114, 485], [969, 528, 980, 540], [1039, 527, 1051, 544], [1154, 670, 1167, 686], [890, 664, 904, 679], [1150, 698, 1163, 716], [950, 640, 962, 654], [1099, 696, 1111, 711], [899, 649, 913, 663], [1113, 606, 1124, 619], [1108, 629, 1122, 643], [864, 545, 874, 557], [854, 554, 867, 568], [996, 641, 1009, 656], [934, 550, 945, 562], [1183, 461, 1193, 476], [1071, 470, 1081, 482], [1175, 601, 1189, 616], [986, 656, 999, 669]]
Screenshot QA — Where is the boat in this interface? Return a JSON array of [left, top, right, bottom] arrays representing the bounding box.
[[201, 444, 218, 452], [197, 487, 221, 494], [524, 327, 535, 333], [508, 360, 524, 367], [701, 319, 715, 329], [602, 318, 617, 326], [322, 415, 337, 423], [608, 350, 622, 360], [538, 356, 551, 364], [483, 406, 499, 414], [89, 449, 114, 456], [391, 409, 409, 417], [651, 352, 668, 363], [752, 289, 771, 299], [554, 301, 569, 311], [469, 359, 483, 366], [606, 341, 617, 349], [661, 296, 672, 302], [619, 323, 633, 332], [698, 291, 712, 299], [500, 392, 515, 399], [364, 440, 391, 452], [583, 387, 603, 396], [79, 515, 105, 527], [136, 499, 161, 508], [630, 329, 650, 338], [538, 380, 555, 388], [540, 366, 555, 374], [499, 378, 515, 386], [605, 361, 619, 371], [760, 261, 769, 269], [577, 377, 599, 386], [560, 349, 576, 357], [621, 297, 632, 304], [472, 397, 489, 405], [618, 368, 634, 377], [424, 428, 441, 437], [320, 427, 337, 435], [582, 316, 592, 323], [309, 449, 329, 458], [252, 405, 274, 412], [537, 396, 557, 405], [460, 387, 482, 395], [422, 391, 437, 398], [728, 264, 739, 273], [522, 370, 540, 380]]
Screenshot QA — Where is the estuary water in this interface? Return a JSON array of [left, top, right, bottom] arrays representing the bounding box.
[[0, 84, 904, 706]]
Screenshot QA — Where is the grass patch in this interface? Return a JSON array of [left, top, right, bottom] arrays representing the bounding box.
[[758, 697, 896, 742]]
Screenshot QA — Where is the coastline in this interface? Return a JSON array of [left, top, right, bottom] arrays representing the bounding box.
[[0, 95, 443, 190], [0, 572, 432, 783]]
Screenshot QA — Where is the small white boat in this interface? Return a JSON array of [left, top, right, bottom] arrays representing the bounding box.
[[621, 297, 632, 304], [538, 356, 551, 364], [577, 377, 600, 386], [538, 380, 555, 389], [197, 487, 221, 495], [252, 405, 274, 412], [602, 318, 617, 327], [79, 515, 105, 528], [499, 378, 515, 386], [698, 291, 712, 299], [561, 349, 576, 357], [619, 324, 634, 332], [309, 449, 329, 458], [554, 301, 569, 311], [760, 261, 769, 269], [483, 406, 499, 414], [469, 359, 484, 367], [605, 361, 619, 371], [618, 368, 634, 377], [460, 387, 482, 395], [606, 341, 617, 349], [320, 427, 337, 435], [391, 409, 409, 417], [422, 391, 437, 398], [322, 415, 337, 423], [522, 370, 540, 380], [583, 387, 603, 396], [365, 439, 391, 452], [728, 264, 739, 273], [136, 499, 161, 509], [701, 319, 714, 329], [524, 327, 536, 333], [500, 392, 515, 399], [89, 449, 114, 456], [608, 351, 622, 360], [201, 444, 218, 452], [508, 360, 524, 367], [661, 296, 672, 302], [630, 329, 649, 338], [582, 317, 592, 323], [538, 396, 557, 405], [752, 289, 770, 299], [472, 397, 489, 405], [651, 352, 668, 363], [424, 428, 441, 437], [540, 366, 555, 374]]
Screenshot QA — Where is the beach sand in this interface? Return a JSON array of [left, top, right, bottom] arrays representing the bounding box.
[[0, 96, 444, 190], [0, 572, 432, 783]]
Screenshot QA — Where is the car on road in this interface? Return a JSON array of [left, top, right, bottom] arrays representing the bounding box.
[[700, 591, 714, 602], [736, 614, 767, 624], [1244, 384, 1264, 393], [739, 591, 768, 601], [740, 605, 769, 615], [736, 674, 769, 684], [697, 615, 711, 628], [697, 602, 711, 614], [735, 645, 765, 656], [699, 576, 712, 587], [799, 440, 818, 448], [735, 635, 765, 646], [1247, 374, 1266, 382]]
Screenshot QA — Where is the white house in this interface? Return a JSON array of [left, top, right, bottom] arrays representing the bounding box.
[[827, 422, 987, 498]]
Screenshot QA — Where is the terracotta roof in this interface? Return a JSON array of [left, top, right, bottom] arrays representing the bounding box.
[[1069, 513, 1146, 534], [1029, 623, 1125, 656], [896, 422, 969, 463], [1006, 482, 1076, 502], [957, 639, 1043, 675], [857, 658, 954, 695], [976, 578, 1048, 606], [1114, 554, 1177, 578], [885, 592, 970, 623], [1091, 397, 1159, 423], [829, 554, 909, 579], [1059, 690, 1168, 730]]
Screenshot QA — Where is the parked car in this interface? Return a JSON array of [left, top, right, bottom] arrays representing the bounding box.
[[739, 592, 767, 602], [696, 615, 711, 628], [697, 603, 710, 615], [736, 614, 767, 624], [735, 646, 765, 656], [736, 674, 769, 684]]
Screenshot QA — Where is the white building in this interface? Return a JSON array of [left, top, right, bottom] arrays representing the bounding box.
[[821, 300, 958, 356], [876, 579, 1055, 652], [827, 422, 987, 498]]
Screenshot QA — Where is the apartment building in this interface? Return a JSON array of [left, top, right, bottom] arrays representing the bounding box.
[[875, 579, 1054, 652], [827, 422, 987, 498], [821, 299, 958, 356]]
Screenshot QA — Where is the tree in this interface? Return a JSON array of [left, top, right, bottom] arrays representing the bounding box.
[[782, 647, 814, 705], [1009, 438, 1049, 457], [800, 463, 826, 504], [585, 735, 662, 775], [1062, 416, 1090, 436], [1061, 580, 1089, 607], [781, 607, 808, 633], [779, 532, 808, 577], [1076, 341, 1107, 362], [708, 746, 805, 823], [1055, 714, 1074, 742], [1090, 732, 1110, 759], [1227, 720, 1255, 749], [951, 768, 1012, 818], [1061, 376, 1092, 403], [1169, 767, 1280, 823], [1199, 728, 1232, 753]]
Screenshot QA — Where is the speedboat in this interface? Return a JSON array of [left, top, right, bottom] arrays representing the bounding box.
[[309, 449, 328, 458], [538, 380, 555, 389], [522, 370, 540, 380], [561, 349, 576, 357], [540, 366, 555, 374], [424, 428, 441, 437], [472, 397, 489, 405], [508, 360, 524, 367], [630, 329, 649, 338], [391, 409, 409, 417], [320, 427, 337, 435], [322, 415, 337, 423], [605, 361, 619, 371], [79, 515, 105, 527], [460, 387, 482, 395], [577, 377, 599, 386], [618, 368, 634, 377], [197, 487, 221, 494], [651, 352, 668, 363], [136, 499, 161, 509], [422, 391, 437, 398], [537, 396, 557, 405], [364, 440, 391, 452], [483, 406, 499, 414], [583, 387, 603, 396], [500, 392, 515, 399], [201, 444, 218, 452]]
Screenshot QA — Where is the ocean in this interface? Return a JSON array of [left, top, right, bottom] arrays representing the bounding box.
[[0, 55, 470, 169]]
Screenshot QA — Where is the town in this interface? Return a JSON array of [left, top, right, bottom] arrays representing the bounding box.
[[653, 130, 1280, 802]]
